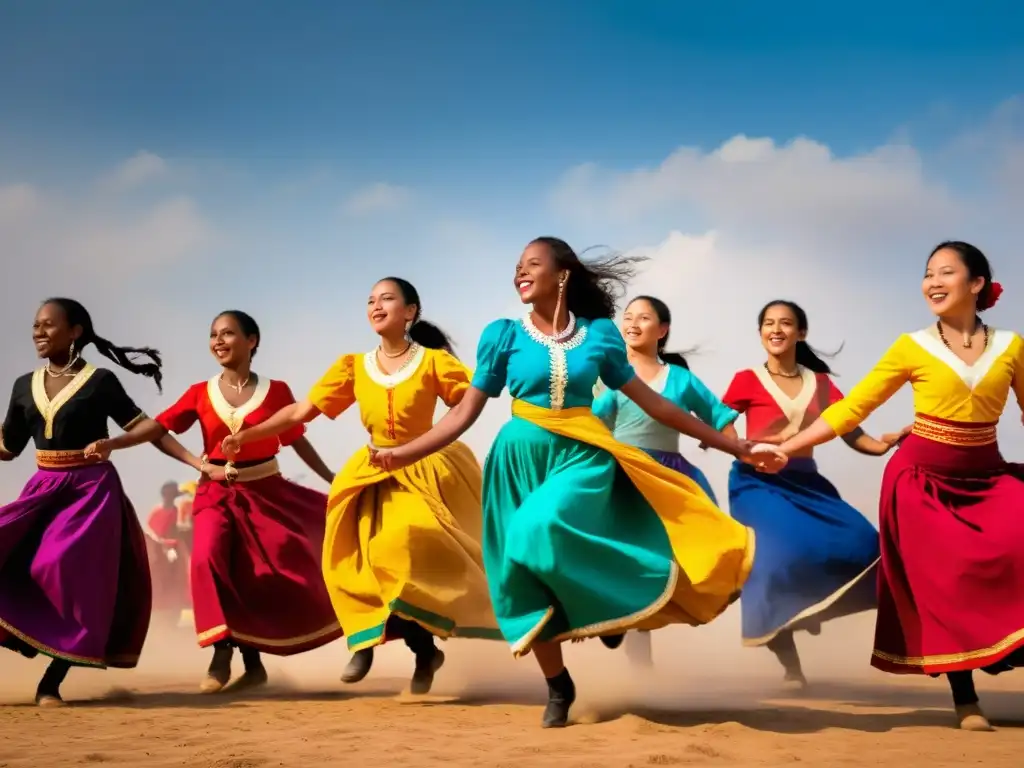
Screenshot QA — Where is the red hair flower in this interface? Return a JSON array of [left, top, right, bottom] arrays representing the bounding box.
[[981, 281, 1004, 310]]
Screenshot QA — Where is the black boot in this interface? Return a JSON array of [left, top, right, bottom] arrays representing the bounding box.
[[341, 648, 374, 683], [232, 645, 268, 691], [401, 620, 444, 695], [542, 668, 576, 728], [35, 659, 70, 707], [599, 633, 625, 649], [200, 641, 234, 693]]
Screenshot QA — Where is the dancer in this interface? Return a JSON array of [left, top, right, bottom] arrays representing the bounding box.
[[593, 295, 738, 668], [0, 298, 160, 705], [774, 242, 1022, 730], [722, 300, 891, 687], [145, 480, 192, 624], [368, 238, 786, 727], [88, 310, 343, 693], [221, 278, 499, 695]]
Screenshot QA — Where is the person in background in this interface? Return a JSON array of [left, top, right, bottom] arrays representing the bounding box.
[[145, 481, 192, 625]]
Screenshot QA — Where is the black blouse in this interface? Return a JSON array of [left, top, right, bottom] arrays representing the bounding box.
[[0, 365, 145, 456]]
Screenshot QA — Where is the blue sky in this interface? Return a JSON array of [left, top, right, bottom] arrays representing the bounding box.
[[1, 3, 1022, 506]]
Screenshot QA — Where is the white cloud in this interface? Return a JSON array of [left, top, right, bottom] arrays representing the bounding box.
[[102, 150, 169, 191], [341, 181, 412, 216]]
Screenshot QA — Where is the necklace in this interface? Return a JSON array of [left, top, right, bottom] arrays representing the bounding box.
[[527, 311, 576, 341], [937, 319, 988, 351], [220, 372, 251, 394], [45, 355, 80, 378], [764, 362, 801, 379], [380, 342, 412, 359]]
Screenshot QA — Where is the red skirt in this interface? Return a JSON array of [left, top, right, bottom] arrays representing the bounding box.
[[190, 472, 343, 655], [872, 422, 1024, 675], [146, 536, 191, 612]]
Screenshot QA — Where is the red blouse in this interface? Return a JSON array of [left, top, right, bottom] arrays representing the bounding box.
[[155, 377, 304, 462], [722, 366, 843, 442], [147, 505, 177, 539]]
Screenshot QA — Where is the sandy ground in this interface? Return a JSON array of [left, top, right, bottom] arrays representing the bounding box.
[[2, 611, 1023, 767]]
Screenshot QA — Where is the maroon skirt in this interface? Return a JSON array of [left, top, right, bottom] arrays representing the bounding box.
[[872, 417, 1024, 675], [190, 465, 343, 655]]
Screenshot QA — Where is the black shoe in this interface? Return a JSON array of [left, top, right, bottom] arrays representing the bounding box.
[[410, 649, 445, 695], [200, 644, 234, 693], [541, 669, 576, 728], [341, 648, 374, 684], [35, 660, 70, 707], [599, 633, 625, 649]]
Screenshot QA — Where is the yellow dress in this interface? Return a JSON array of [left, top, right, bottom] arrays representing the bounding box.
[[308, 344, 501, 651]]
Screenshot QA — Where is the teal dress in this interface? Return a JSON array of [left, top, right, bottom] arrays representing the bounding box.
[[593, 364, 737, 504], [472, 316, 701, 654]]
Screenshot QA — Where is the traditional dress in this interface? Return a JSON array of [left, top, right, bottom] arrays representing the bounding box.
[[593, 362, 735, 503], [821, 327, 1024, 675], [155, 377, 342, 654], [0, 364, 151, 668], [308, 344, 499, 651], [146, 503, 191, 613], [472, 316, 754, 655], [722, 365, 879, 647]]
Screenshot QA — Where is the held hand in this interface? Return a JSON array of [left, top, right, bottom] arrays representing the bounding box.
[[166, 548, 178, 564], [880, 424, 913, 450], [368, 445, 412, 472], [83, 439, 112, 461], [203, 464, 229, 483], [741, 441, 788, 473], [221, 435, 242, 459]]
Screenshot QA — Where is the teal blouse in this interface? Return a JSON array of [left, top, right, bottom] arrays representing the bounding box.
[[593, 363, 738, 452], [471, 316, 635, 409]]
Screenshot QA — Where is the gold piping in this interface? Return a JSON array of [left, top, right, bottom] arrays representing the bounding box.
[[196, 618, 342, 648], [872, 626, 1024, 668], [31, 364, 97, 439]]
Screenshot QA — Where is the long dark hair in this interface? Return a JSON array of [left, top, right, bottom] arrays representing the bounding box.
[[928, 240, 996, 312], [757, 299, 840, 375], [379, 277, 453, 353], [216, 310, 261, 359], [531, 237, 646, 320], [626, 295, 695, 370], [44, 297, 163, 391]]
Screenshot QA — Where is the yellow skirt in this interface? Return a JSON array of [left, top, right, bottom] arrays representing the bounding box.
[[323, 441, 501, 651]]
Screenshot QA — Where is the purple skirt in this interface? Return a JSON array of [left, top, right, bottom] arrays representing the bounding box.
[[0, 461, 151, 668]]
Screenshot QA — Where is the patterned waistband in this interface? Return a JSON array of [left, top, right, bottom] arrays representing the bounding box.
[[36, 449, 94, 469], [911, 414, 997, 447], [207, 457, 280, 483]]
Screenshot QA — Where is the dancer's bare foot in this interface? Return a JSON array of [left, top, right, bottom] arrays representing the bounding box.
[[781, 671, 808, 691], [956, 703, 994, 731], [34, 693, 65, 708]]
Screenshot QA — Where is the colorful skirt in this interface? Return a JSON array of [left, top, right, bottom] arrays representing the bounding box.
[[0, 459, 151, 668], [146, 536, 191, 613], [728, 458, 879, 645], [645, 448, 718, 504], [871, 424, 1024, 675], [482, 401, 754, 656], [324, 441, 500, 651], [190, 460, 343, 654]]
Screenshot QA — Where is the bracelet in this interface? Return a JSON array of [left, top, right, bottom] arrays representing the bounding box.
[[199, 454, 210, 476]]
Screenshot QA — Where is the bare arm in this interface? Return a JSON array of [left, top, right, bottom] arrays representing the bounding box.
[[776, 417, 838, 455], [841, 426, 894, 457], [231, 400, 320, 447], [103, 418, 168, 451], [153, 432, 205, 472], [290, 436, 335, 485], [376, 387, 489, 467], [698, 422, 738, 451], [619, 378, 748, 458]]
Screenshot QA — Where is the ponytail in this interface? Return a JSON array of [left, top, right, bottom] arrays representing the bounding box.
[[794, 340, 838, 375], [44, 298, 163, 392], [626, 294, 695, 370], [409, 319, 454, 354]]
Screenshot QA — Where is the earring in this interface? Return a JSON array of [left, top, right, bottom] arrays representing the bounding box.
[[69, 340, 77, 360]]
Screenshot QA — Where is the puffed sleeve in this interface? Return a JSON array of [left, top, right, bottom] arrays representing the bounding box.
[[308, 354, 357, 419], [273, 381, 306, 446], [471, 319, 515, 398], [0, 377, 30, 457], [592, 318, 635, 391], [721, 371, 753, 414], [1011, 335, 1024, 415], [821, 336, 911, 435], [591, 384, 618, 429], [679, 369, 739, 431], [431, 350, 473, 408], [156, 384, 200, 434], [101, 370, 147, 431]]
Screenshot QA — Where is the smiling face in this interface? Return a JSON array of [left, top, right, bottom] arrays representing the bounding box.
[[621, 299, 666, 354], [33, 302, 81, 361], [922, 247, 985, 317], [514, 241, 565, 305], [367, 279, 417, 337], [759, 303, 805, 356], [209, 313, 257, 367]]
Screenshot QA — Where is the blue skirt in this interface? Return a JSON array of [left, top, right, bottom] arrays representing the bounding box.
[[728, 458, 879, 645], [645, 448, 717, 505]]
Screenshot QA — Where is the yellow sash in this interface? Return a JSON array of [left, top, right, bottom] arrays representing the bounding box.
[[512, 399, 755, 625]]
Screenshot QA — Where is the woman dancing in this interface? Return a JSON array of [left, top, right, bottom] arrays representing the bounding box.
[[145, 480, 192, 625], [721, 300, 891, 687], [89, 310, 343, 693], [368, 238, 786, 727], [593, 295, 738, 668], [774, 242, 1022, 730], [0, 298, 160, 705], [221, 278, 499, 695]]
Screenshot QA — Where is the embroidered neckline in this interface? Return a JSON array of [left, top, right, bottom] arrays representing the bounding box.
[[519, 317, 589, 410], [31, 364, 98, 439], [363, 343, 425, 388], [206, 375, 271, 435]]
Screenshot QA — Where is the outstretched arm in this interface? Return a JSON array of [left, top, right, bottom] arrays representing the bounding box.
[[153, 432, 205, 472], [223, 400, 321, 455], [370, 387, 489, 470], [841, 426, 902, 456], [290, 435, 335, 485]]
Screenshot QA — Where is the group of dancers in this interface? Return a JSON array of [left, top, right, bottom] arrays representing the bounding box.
[[1, 237, 1021, 734]]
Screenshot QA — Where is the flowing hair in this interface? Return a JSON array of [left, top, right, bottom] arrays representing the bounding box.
[[378, 277, 454, 353], [757, 299, 840, 375]]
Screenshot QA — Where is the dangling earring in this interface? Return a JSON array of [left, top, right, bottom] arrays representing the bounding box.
[[69, 340, 77, 362], [552, 278, 567, 336]]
